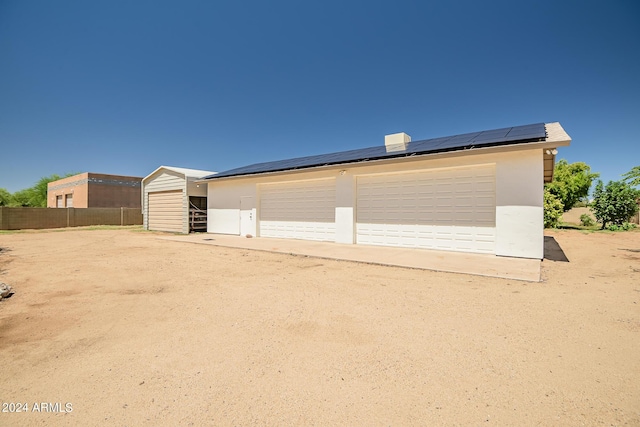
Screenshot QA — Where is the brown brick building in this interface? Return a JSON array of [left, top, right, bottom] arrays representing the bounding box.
[[47, 173, 143, 208]]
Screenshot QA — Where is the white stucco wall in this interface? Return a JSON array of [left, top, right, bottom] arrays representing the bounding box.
[[187, 179, 208, 197], [495, 149, 544, 258], [335, 173, 355, 244], [207, 181, 256, 234], [206, 148, 545, 259]]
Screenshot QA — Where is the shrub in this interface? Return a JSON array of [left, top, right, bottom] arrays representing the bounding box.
[[0, 188, 12, 206], [592, 180, 640, 229], [544, 188, 563, 228], [580, 213, 595, 227], [606, 222, 637, 232], [545, 160, 599, 211]]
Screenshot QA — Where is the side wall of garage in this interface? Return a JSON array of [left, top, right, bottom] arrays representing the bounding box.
[[207, 181, 256, 235], [495, 149, 544, 258], [143, 170, 188, 234], [206, 149, 543, 258]]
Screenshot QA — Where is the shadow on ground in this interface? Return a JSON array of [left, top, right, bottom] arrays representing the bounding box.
[[544, 236, 569, 262]]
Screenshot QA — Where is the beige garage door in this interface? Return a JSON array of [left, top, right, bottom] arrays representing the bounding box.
[[356, 165, 496, 254], [148, 190, 183, 233], [259, 178, 336, 241]]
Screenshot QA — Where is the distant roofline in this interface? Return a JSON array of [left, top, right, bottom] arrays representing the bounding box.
[[47, 172, 143, 184]]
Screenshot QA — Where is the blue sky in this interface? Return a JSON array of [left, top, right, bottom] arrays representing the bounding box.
[[1, 0, 638, 193]]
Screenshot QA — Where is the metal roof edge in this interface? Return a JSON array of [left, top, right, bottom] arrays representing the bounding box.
[[143, 166, 217, 182]]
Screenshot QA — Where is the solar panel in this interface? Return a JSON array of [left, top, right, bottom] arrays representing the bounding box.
[[207, 123, 547, 179], [471, 129, 510, 144]]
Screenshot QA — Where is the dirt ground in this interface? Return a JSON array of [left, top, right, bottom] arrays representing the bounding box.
[[0, 227, 638, 426]]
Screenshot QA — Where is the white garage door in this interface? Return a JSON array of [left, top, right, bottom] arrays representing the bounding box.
[[259, 179, 336, 241], [148, 190, 183, 233], [356, 165, 496, 254]]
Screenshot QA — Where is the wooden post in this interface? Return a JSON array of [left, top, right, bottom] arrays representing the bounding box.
[[0, 207, 7, 230]]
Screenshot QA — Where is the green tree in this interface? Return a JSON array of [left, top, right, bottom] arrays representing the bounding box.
[[9, 188, 35, 207], [31, 174, 67, 207], [543, 188, 564, 228], [0, 188, 13, 206], [623, 165, 640, 187], [545, 160, 599, 211], [4, 173, 77, 207], [591, 180, 640, 229]]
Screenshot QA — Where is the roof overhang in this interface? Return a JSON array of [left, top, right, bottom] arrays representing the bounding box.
[[143, 166, 217, 183], [542, 122, 572, 183]]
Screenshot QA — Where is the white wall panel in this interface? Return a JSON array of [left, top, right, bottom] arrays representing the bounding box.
[[495, 149, 544, 258], [208, 208, 240, 234]]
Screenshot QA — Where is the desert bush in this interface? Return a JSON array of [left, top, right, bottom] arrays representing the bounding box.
[[592, 180, 640, 229], [544, 188, 563, 228], [580, 213, 595, 227], [545, 160, 599, 212], [606, 222, 637, 232], [0, 188, 12, 206]]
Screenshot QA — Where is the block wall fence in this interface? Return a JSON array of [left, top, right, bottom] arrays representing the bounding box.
[[0, 207, 142, 230]]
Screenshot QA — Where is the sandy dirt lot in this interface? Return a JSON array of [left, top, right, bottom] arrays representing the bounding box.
[[0, 227, 638, 426]]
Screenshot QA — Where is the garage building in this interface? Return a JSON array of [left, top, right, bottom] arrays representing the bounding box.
[[201, 123, 571, 259], [47, 173, 142, 208], [142, 166, 216, 234]]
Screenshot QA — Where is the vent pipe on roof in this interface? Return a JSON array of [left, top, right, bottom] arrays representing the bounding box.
[[384, 132, 411, 153]]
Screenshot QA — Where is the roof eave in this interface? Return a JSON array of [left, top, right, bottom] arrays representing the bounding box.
[[142, 166, 185, 183], [144, 166, 217, 183], [542, 122, 572, 183]]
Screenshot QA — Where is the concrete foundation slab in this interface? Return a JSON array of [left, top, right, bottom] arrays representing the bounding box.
[[160, 234, 541, 282]]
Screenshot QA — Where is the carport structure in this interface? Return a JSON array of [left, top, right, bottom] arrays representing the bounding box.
[[142, 166, 216, 234]]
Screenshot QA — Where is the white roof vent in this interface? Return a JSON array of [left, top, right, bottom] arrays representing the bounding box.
[[384, 132, 411, 153]]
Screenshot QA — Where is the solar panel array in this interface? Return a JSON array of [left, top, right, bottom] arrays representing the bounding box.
[[202, 123, 547, 180]]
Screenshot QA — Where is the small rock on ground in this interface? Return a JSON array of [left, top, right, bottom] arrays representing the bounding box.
[[0, 283, 14, 300]]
